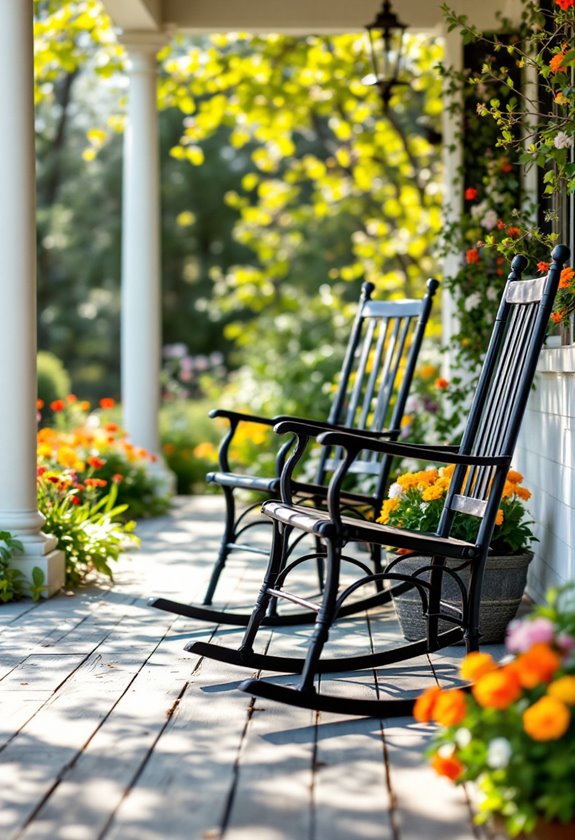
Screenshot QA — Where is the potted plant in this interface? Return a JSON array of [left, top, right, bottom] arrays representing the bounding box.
[[414, 584, 575, 838], [378, 464, 535, 642]]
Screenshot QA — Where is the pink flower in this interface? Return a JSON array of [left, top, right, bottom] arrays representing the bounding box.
[[506, 617, 556, 653]]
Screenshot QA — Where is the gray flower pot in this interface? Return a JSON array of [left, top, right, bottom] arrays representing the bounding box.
[[389, 550, 534, 644]]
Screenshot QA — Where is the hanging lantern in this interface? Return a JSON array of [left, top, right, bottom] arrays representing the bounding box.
[[363, 0, 408, 111]]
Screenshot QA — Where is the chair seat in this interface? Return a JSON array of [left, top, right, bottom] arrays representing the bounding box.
[[261, 501, 479, 559], [207, 471, 281, 493]]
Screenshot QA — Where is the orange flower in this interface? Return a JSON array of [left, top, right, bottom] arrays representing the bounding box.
[[99, 397, 116, 409], [466, 248, 480, 265], [79, 400, 91, 411], [84, 478, 108, 488], [87, 456, 106, 470], [506, 226, 521, 238], [66, 394, 78, 404], [472, 665, 522, 709], [36, 399, 44, 410], [433, 689, 467, 726], [537, 261, 550, 274], [548, 676, 575, 705], [460, 652, 497, 682], [413, 686, 442, 722], [50, 400, 65, 412], [513, 642, 562, 688], [495, 509, 504, 526], [435, 377, 449, 390], [551, 309, 566, 325], [523, 696, 570, 741], [105, 422, 119, 433], [559, 267, 575, 289], [507, 469, 523, 483], [515, 486, 532, 501], [112, 473, 124, 484], [550, 51, 566, 74], [431, 751, 464, 781]]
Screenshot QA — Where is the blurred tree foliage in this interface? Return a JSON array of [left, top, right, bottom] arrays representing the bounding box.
[[33, 1, 444, 412]]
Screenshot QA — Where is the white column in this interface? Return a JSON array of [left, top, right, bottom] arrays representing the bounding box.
[[121, 33, 169, 481], [0, 0, 64, 594], [441, 28, 463, 381]]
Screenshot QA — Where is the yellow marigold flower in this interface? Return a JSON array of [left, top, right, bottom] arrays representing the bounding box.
[[523, 696, 570, 741], [460, 651, 497, 681], [194, 442, 217, 459], [515, 485, 532, 501], [57, 446, 83, 470], [507, 469, 524, 484], [548, 676, 575, 706], [422, 484, 444, 502], [495, 509, 504, 526], [377, 497, 400, 524], [555, 92, 568, 106], [442, 464, 456, 479], [400, 415, 412, 429], [418, 363, 436, 379]]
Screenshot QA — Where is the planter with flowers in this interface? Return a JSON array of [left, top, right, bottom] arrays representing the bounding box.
[[379, 465, 535, 643], [414, 584, 575, 838]]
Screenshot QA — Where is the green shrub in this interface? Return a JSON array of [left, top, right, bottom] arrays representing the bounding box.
[[37, 351, 71, 408], [160, 399, 221, 494]]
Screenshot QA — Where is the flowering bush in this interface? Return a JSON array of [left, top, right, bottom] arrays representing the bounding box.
[[161, 343, 227, 402], [415, 584, 575, 836], [37, 396, 170, 518], [37, 468, 139, 588], [398, 362, 456, 445], [379, 465, 534, 554]]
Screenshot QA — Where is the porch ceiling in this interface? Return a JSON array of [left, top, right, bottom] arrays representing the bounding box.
[[102, 0, 522, 34]]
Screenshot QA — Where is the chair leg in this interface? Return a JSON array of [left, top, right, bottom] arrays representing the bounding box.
[[237, 521, 288, 657], [464, 551, 486, 652], [297, 537, 342, 694], [426, 554, 445, 649], [203, 485, 236, 605]]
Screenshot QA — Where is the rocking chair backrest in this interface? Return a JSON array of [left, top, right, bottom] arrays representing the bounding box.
[[317, 278, 439, 498], [438, 245, 570, 544]]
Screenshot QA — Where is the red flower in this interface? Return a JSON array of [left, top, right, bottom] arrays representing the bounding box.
[[497, 219, 505, 230], [466, 248, 480, 265], [70, 496, 81, 505], [500, 160, 513, 173], [112, 473, 124, 484], [87, 456, 105, 470], [537, 261, 550, 274], [506, 226, 521, 238], [435, 377, 449, 390], [555, 0, 574, 12], [464, 187, 478, 200], [37, 466, 47, 477], [50, 400, 65, 412], [99, 398, 116, 409]]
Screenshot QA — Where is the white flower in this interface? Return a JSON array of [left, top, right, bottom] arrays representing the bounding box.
[[388, 482, 404, 499], [470, 201, 487, 219], [464, 292, 482, 312], [455, 727, 472, 748], [487, 737, 512, 769], [438, 743, 456, 758], [554, 131, 574, 150], [486, 286, 499, 301], [405, 395, 420, 413], [481, 209, 498, 231]]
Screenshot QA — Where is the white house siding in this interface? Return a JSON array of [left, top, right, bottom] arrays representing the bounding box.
[[515, 348, 575, 602]]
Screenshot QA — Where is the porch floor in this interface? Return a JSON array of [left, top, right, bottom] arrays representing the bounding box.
[[0, 496, 503, 840]]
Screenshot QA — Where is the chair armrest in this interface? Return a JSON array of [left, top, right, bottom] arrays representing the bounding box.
[[316, 431, 510, 467], [208, 409, 278, 473], [273, 418, 399, 440], [209, 408, 276, 427]]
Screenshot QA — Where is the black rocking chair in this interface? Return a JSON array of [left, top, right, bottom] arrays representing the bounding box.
[[150, 278, 439, 626], [188, 245, 570, 717]]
